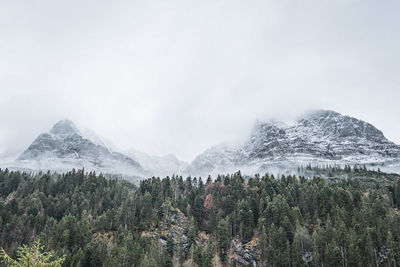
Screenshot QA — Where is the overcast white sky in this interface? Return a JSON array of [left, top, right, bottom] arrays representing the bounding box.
[[1, 0, 399, 162]]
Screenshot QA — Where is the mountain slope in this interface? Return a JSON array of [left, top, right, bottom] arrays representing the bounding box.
[[125, 149, 188, 177], [187, 110, 400, 175], [16, 120, 144, 177]]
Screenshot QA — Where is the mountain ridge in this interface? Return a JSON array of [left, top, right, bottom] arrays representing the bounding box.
[[16, 119, 146, 180], [186, 110, 400, 175], [3, 110, 400, 178]]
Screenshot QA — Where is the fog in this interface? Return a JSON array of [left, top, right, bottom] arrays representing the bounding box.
[[1, 0, 400, 162]]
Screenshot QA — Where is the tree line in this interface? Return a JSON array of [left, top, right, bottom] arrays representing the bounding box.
[[1, 167, 400, 266]]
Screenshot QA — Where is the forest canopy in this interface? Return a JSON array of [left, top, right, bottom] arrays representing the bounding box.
[[1, 167, 400, 266]]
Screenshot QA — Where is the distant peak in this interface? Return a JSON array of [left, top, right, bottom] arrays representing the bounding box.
[[50, 119, 80, 135], [299, 109, 341, 120], [307, 109, 340, 116], [254, 118, 286, 127]]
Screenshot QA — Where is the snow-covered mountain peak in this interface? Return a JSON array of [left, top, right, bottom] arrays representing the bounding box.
[[14, 119, 146, 180], [49, 119, 80, 136], [295, 110, 386, 141], [186, 110, 400, 176], [300, 109, 341, 120], [3, 110, 400, 179]]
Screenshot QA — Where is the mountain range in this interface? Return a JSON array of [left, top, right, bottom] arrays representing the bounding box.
[[1, 110, 400, 180]]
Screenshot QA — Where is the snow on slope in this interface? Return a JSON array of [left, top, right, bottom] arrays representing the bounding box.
[[2, 110, 400, 179], [1, 119, 188, 180], [125, 149, 188, 178], [10, 120, 147, 179], [186, 110, 400, 176]]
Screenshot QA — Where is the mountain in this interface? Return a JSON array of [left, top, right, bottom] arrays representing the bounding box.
[[184, 144, 238, 176], [16, 119, 145, 178], [125, 149, 188, 177], [186, 110, 400, 176], [5, 110, 400, 178]]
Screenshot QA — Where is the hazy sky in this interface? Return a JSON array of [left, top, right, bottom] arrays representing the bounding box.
[[1, 0, 399, 161]]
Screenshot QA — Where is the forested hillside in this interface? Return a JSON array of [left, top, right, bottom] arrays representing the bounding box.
[[1, 167, 400, 266]]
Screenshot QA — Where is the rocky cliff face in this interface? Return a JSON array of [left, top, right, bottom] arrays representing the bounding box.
[[142, 204, 262, 266], [187, 110, 400, 176], [241, 110, 399, 160], [17, 120, 145, 178]]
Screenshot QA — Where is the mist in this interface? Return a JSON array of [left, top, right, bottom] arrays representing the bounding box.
[[1, 0, 400, 162]]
